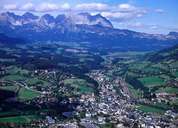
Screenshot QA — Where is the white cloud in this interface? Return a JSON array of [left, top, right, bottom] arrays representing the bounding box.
[[101, 12, 134, 21], [61, 3, 70, 10], [118, 3, 136, 12], [3, 4, 17, 10], [129, 22, 144, 28], [119, 4, 131, 9], [100, 3, 147, 22], [36, 3, 59, 12], [2, 2, 148, 23], [126, 23, 159, 30], [20, 3, 34, 11], [75, 3, 108, 11], [150, 25, 158, 29], [18, 3, 70, 12], [101, 9, 146, 22], [155, 9, 164, 13]]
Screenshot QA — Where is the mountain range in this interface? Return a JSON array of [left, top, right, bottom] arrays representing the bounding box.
[[0, 12, 178, 51]]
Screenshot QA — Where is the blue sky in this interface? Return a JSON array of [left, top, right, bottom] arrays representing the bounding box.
[[0, 0, 177, 34]]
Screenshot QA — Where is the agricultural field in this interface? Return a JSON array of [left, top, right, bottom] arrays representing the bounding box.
[[136, 103, 170, 114], [17, 87, 40, 101], [2, 75, 27, 81], [155, 87, 178, 94], [6, 66, 29, 75], [0, 41, 103, 124], [0, 33, 178, 126], [0, 115, 40, 123], [107, 50, 178, 102], [137, 104, 165, 114], [0, 85, 19, 92], [138, 76, 165, 87], [64, 78, 94, 95], [175, 72, 178, 77], [127, 84, 142, 98], [0, 85, 40, 101]]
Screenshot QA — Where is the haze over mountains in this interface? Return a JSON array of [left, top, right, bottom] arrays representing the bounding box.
[[0, 12, 178, 51]]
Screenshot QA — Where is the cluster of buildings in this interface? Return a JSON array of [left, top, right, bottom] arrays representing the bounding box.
[[63, 70, 178, 128], [27, 69, 178, 128], [1, 66, 178, 127]]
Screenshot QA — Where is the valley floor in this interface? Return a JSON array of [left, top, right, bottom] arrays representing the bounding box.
[[0, 42, 178, 127]]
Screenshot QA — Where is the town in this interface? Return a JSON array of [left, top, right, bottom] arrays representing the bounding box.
[[0, 39, 178, 127]]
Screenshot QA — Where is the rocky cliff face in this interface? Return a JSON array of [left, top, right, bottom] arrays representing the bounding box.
[[0, 12, 178, 51]]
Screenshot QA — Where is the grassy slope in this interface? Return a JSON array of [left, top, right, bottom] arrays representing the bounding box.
[[0, 115, 40, 123], [18, 87, 40, 101], [64, 78, 94, 94], [138, 77, 165, 87]]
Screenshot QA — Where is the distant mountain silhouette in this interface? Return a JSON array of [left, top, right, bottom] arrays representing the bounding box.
[[0, 12, 178, 51]]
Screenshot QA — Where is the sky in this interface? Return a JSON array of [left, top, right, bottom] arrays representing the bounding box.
[[0, 0, 178, 34]]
